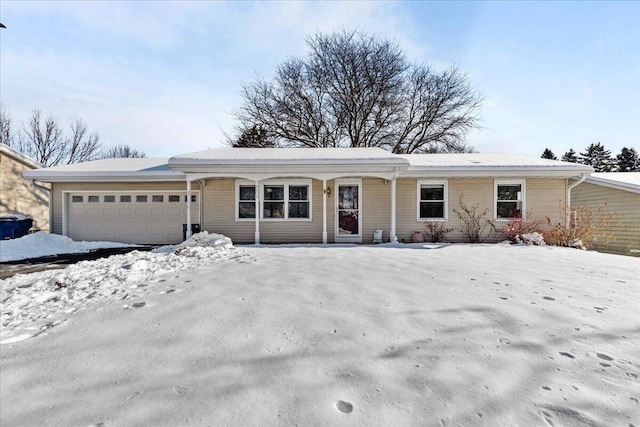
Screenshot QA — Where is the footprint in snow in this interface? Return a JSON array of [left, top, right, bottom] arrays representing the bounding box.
[[543, 296, 555, 301], [173, 385, 191, 395], [559, 352, 575, 359], [596, 353, 614, 361], [336, 400, 353, 413], [132, 302, 145, 308]]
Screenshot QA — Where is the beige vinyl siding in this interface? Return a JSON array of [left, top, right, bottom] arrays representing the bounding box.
[[393, 178, 567, 243], [572, 182, 640, 256], [362, 178, 392, 243], [526, 178, 567, 227], [51, 182, 192, 235], [202, 178, 330, 244], [0, 151, 50, 231]]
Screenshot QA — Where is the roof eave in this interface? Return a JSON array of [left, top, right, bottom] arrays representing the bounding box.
[[23, 171, 185, 183], [584, 176, 640, 194], [400, 167, 592, 178]]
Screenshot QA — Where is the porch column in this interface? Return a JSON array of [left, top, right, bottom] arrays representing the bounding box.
[[254, 180, 260, 244], [390, 173, 397, 242], [322, 179, 328, 245], [186, 178, 192, 239]]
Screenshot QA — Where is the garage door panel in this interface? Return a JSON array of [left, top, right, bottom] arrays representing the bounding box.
[[67, 191, 200, 244]]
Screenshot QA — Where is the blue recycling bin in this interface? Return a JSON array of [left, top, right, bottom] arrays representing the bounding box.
[[0, 217, 33, 239]]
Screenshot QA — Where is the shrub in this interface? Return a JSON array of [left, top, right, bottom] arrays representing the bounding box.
[[501, 211, 547, 243], [544, 203, 615, 250], [453, 195, 496, 243], [422, 222, 453, 243]]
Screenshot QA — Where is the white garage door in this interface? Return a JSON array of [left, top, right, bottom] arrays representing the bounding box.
[[67, 191, 200, 245]]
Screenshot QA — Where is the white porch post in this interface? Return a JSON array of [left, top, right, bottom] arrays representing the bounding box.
[[390, 172, 397, 243], [186, 178, 192, 239], [254, 180, 260, 244], [322, 179, 328, 245]]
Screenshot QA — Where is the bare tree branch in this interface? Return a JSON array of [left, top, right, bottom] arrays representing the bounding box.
[[231, 30, 482, 153], [102, 144, 146, 158]]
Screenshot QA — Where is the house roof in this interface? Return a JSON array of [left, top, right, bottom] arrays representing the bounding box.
[[24, 158, 183, 182], [584, 172, 640, 194], [23, 148, 594, 182], [0, 143, 43, 170], [169, 147, 408, 166], [397, 153, 592, 177]]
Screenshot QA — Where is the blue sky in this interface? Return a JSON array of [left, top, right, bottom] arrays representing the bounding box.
[[1, 1, 638, 159]]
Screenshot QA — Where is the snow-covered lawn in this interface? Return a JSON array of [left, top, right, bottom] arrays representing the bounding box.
[[1, 241, 638, 426]]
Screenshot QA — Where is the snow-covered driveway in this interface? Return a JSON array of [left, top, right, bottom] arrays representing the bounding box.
[[1, 243, 639, 426]]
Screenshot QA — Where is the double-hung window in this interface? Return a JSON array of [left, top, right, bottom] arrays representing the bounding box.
[[417, 181, 447, 220], [236, 181, 311, 220], [238, 185, 256, 219], [495, 180, 525, 219]]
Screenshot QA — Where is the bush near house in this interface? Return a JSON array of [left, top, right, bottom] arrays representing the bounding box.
[[544, 204, 616, 250], [501, 211, 547, 243], [453, 195, 496, 243]]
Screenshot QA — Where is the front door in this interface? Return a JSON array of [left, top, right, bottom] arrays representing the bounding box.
[[335, 180, 362, 243]]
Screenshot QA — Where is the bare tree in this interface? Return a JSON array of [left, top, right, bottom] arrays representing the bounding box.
[[102, 144, 146, 158], [233, 30, 482, 153], [67, 119, 101, 164], [0, 104, 14, 147], [17, 110, 102, 167]]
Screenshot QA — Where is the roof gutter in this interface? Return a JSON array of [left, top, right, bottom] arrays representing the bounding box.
[[566, 173, 589, 228]]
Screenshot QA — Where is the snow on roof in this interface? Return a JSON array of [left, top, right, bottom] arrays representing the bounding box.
[[585, 172, 640, 194], [24, 158, 184, 182], [23, 148, 594, 181], [169, 147, 407, 165], [0, 143, 43, 169], [398, 153, 592, 170]]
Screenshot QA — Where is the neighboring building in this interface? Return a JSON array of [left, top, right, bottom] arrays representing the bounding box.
[[571, 172, 640, 257], [24, 147, 592, 245], [0, 143, 50, 232]]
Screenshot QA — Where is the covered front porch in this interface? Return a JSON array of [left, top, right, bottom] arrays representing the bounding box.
[[168, 147, 411, 245], [182, 173, 400, 245]]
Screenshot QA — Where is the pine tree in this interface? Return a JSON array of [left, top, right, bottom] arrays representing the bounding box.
[[232, 125, 275, 148], [616, 147, 640, 172], [561, 148, 578, 163], [579, 142, 614, 172], [541, 148, 557, 160]]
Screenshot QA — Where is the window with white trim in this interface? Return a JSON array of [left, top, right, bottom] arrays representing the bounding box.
[[417, 181, 447, 220], [495, 181, 525, 219], [238, 185, 256, 219], [236, 181, 311, 220]]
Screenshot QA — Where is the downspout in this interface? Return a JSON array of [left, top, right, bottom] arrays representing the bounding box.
[[566, 173, 588, 228], [31, 179, 52, 233]]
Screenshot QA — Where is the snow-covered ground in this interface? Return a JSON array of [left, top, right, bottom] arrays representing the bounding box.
[[1, 240, 638, 426], [0, 231, 137, 262]]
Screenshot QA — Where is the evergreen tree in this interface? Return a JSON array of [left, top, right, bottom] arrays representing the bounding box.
[[561, 148, 578, 163], [541, 148, 557, 160], [616, 147, 640, 172], [232, 125, 275, 148], [579, 142, 614, 172]]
